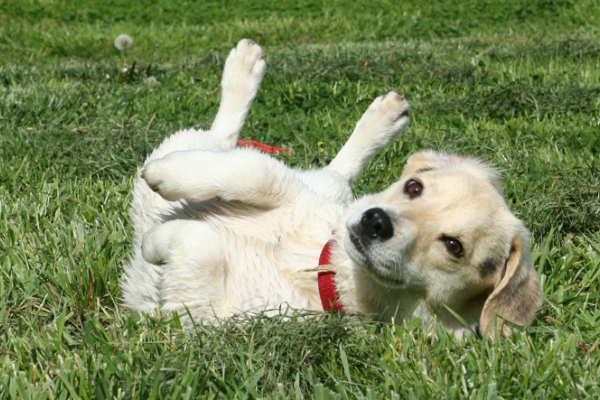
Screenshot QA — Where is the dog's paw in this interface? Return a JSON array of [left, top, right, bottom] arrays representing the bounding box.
[[141, 225, 173, 265], [363, 91, 411, 133], [141, 156, 188, 202], [221, 39, 266, 98]]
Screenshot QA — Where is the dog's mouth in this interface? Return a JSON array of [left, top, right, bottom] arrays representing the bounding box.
[[363, 265, 406, 289], [348, 233, 405, 289], [350, 233, 366, 256]]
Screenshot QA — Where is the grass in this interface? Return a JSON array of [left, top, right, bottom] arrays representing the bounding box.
[[1, 0, 599, 398]]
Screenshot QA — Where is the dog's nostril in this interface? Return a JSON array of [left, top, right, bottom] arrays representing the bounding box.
[[360, 208, 393, 241]]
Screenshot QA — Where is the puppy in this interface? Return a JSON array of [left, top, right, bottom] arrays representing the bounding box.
[[122, 39, 542, 338]]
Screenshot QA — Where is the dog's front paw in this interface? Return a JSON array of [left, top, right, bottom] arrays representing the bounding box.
[[363, 91, 411, 134], [141, 156, 187, 202], [221, 39, 266, 99]]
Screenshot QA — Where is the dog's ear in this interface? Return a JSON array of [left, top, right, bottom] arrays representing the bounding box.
[[479, 227, 542, 338], [402, 150, 503, 194]]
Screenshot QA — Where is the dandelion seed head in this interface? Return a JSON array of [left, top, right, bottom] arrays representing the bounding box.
[[114, 34, 133, 51], [144, 76, 159, 85]]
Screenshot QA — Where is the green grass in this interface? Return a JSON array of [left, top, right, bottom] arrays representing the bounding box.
[[1, 0, 599, 398]]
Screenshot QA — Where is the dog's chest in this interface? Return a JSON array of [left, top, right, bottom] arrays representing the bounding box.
[[202, 200, 343, 312]]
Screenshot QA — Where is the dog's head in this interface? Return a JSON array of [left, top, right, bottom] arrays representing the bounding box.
[[344, 150, 542, 337]]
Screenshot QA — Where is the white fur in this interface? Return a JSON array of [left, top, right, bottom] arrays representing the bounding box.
[[122, 39, 541, 337]]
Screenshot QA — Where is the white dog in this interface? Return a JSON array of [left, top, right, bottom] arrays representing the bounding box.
[[122, 39, 542, 338]]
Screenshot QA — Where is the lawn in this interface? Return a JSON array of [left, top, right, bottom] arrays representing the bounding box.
[[1, 0, 599, 398]]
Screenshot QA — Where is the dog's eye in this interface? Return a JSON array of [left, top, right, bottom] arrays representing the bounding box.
[[404, 179, 423, 199], [443, 237, 464, 258]]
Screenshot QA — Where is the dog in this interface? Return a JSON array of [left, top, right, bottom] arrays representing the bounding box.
[[121, 39, 542, 338]]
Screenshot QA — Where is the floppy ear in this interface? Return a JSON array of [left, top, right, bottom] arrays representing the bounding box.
[[479, 228, 543, 338]]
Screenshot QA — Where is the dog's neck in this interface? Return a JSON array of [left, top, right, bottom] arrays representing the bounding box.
[[323, 234, 424, 321]]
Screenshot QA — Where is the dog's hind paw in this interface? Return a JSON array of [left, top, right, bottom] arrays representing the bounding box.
[[141, 225, 171, 265], [221, 39, 266, 100]]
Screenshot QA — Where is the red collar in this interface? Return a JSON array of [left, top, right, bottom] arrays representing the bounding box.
[[318, 239, 346, 313]]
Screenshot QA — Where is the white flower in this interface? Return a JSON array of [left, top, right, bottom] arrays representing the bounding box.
[[144, 76, 159, 85], [114, 34, 133, 51]]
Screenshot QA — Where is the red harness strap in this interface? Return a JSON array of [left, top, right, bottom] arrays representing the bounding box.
[[318, 239, 346, 313], [237, 140, 290, 155]]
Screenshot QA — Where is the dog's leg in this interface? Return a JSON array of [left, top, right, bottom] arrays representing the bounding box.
[[140, 39, 266, 164], [142, 148, 301, 207], [209, 39, 267, 150], [325, 92, 410, 183], [294, 92, 410, 204], [126, 39, 266, 295], [140, 219, 227, 325], [124, 40, 265, 313]]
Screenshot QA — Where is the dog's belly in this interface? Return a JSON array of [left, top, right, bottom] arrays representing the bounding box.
[[198, 200, 343, 315], [223, 237, 321, 313]]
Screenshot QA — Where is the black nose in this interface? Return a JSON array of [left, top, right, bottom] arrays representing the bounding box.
[[360, 208, 393, 241]]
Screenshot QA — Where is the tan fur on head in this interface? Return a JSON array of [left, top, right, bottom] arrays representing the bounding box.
[[402, 150, 503, 194], [406, 152, 543, 337], [403, 151, 543, 337]]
